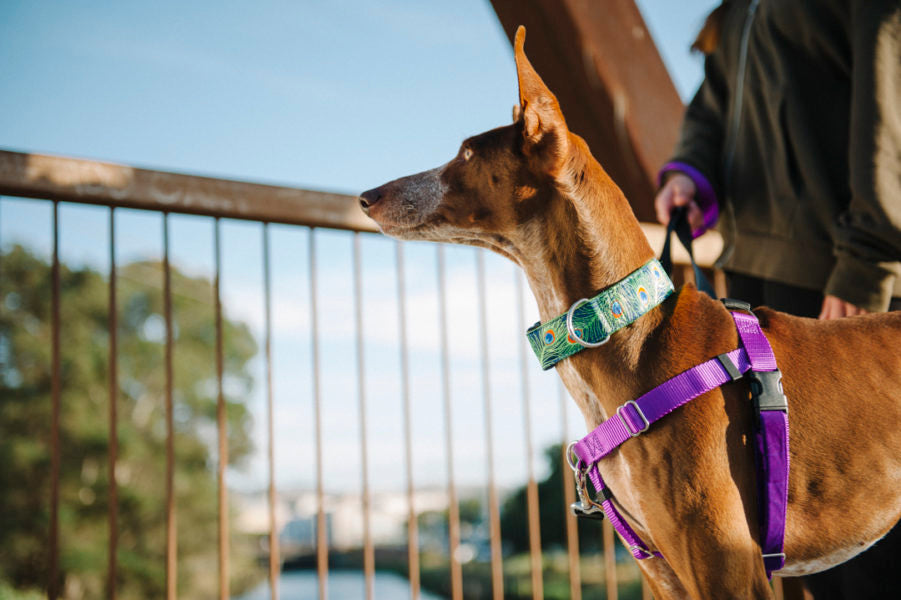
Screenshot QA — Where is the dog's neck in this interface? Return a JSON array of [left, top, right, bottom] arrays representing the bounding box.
[[515, 135, 662, 423]]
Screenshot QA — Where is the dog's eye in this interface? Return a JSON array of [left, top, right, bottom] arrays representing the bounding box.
[[462, 148, 473, 161]]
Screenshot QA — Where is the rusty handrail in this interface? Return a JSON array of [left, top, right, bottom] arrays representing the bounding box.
[[0, 149, 377, 231]]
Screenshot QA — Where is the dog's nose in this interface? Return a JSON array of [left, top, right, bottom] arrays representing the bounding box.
[[359, 188, 383, 212]]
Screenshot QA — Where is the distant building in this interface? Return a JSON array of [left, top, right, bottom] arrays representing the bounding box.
[[234, 487, 456, 551]]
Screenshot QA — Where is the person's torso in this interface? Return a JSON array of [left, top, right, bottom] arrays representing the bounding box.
[[716, 0, 853, 271]]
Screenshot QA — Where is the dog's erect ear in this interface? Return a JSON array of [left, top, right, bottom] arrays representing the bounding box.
[[514, 26, 568, 172]]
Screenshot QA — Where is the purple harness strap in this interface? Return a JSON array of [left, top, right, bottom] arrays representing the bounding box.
[[571, 309, 789, 577]]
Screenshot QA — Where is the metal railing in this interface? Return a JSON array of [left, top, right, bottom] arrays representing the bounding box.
[[0, 149, 725, 600]]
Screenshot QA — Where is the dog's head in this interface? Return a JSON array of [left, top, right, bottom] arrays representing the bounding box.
[[360, 26, 575, 259]]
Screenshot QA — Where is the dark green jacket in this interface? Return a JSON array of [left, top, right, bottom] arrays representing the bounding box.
[[669, 0, 901, 310]]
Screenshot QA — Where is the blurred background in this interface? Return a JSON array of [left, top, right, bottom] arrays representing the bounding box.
[[0, 1, 719, 599]]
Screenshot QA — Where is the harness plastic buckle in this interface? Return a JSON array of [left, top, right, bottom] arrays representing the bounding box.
[[748, 369, 788, 413], [616, 400, 650, 437], [720, 298, 752, 312], [716, 352, 743, 382]]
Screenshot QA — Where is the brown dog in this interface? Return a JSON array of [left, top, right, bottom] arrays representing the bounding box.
[[359, 27, 901, 599]]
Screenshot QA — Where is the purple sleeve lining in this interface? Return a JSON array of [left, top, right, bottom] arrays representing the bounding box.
[[658, 161, 719, 238]]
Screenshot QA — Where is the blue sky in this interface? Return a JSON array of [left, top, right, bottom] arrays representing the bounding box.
[[1, 0, 718, 496]]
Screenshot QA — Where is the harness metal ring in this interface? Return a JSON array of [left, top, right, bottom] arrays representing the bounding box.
[[565, 441, 582, 474], [566, 298, 611, 348]]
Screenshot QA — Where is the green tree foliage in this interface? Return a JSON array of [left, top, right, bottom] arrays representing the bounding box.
[[500, 444, 604, 554], [0, 245, 261, 598]]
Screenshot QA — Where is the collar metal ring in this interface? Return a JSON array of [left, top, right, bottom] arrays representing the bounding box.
[[566, 298, 611, 348]]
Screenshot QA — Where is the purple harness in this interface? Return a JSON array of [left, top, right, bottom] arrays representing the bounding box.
[[568, 301, 789, 578]]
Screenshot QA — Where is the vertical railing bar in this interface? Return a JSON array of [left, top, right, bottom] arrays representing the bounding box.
[[604, 519, 618, 600], [558, 382, 582, 600], [396, 241, 420, 599], [310, 229, 328, 600], [436, 245, 462, 600], [214, 217, 229, 600], [107, 207, 119, 600], [773, 578, 784, 600], [515, 270, 543, 600], [353, 233, 375, 600], [48, 201, 61, 600], [681, 265, 693, 289], [476, 250, 503, 600], [714, 269, 727, 299], [263, 223, 280, 600], [163, 213, 177, 600]]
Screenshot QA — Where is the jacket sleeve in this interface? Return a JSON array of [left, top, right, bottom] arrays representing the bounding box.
[[826, 1, 901, 311], [666, 50, 731, 206]]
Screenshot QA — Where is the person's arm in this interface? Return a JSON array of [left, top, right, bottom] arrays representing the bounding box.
[[825, 1, 901, 313], [656, 50, 730, 237]]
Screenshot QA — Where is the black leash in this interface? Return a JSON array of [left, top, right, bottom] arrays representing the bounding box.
[[659, 206, 716, 298]]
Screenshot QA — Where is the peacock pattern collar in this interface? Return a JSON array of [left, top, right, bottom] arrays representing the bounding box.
[[526, 259, 674, 370]]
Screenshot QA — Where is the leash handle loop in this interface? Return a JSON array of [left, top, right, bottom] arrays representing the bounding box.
[[660, 206, 716, 298]]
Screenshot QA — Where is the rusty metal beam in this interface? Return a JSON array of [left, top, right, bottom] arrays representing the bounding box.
[[489, 0, 684, 223], [0, 149, 377, 232]]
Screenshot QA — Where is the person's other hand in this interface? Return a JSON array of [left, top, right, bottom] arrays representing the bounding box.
[[655, 172, 705, 232], [818, 295, 869, 320]]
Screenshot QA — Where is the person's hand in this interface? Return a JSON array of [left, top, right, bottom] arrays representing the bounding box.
[[655, 172, 705, 232], [818, 295, 869, 320]]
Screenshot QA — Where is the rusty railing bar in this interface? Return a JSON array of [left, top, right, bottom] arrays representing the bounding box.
[[214, 217, 229, 600], [48, 201, 61, 600], [558, 382, 582, 600], [107, 207, 119, 600], [476, 250, 503, 600], [773, 577, 785, 600], [263, 223, 280, 600], [396, 241, 421, 599], [604, 520, 618, 600], [310, 229, 328, 600], [515, 270, 544, 600], [0, 150, 377, 232], [436, 245, 462, 600], [163, 213, 177, 600], [352, 233, 375, 600]]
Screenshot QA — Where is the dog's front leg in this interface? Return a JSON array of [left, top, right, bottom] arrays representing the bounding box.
[[617, 397, 775, 600], [640, 476, 775, 599], [636, 558, 690, 599]]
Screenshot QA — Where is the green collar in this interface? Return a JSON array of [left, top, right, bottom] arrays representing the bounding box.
[[526, 259, 674, 370]]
